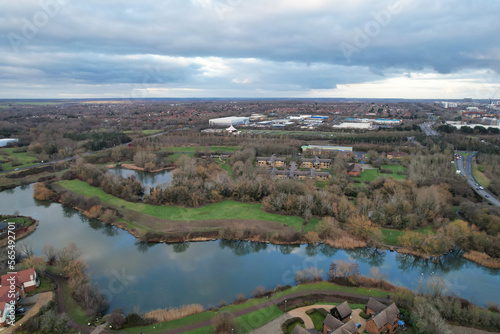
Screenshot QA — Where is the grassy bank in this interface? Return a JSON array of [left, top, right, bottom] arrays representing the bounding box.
[[56, 179, 305, 229], [471, 161, 491, 188], [0, 147, 39, 171], [380, 226, 435, 246], [121, 281, 392, 334]]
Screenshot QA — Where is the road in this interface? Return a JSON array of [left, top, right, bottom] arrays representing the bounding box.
[[420, 122, 438, 136], [455, 152, 500, 207]]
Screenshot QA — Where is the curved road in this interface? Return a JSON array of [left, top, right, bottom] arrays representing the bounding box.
[[455, 152, 500, 207]]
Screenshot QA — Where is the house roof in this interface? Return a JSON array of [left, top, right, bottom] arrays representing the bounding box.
[[0, 286, 15, 303], [332, 301, 352, 318], [323, 314, 344, 330], [17, 268, 36, 284], [1, 274, 23, 289], [301, 157, 332, 164], [291, 325, 311, 334], [366, 297, 387, 313], [0, 222, 9, 230], [371, 302, 400, 329], [332, 321, 357, 334], [348, 164, 362, 174]]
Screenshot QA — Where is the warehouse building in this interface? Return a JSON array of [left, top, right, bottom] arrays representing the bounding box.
[[332, 122, 373, 130], [208, 116, 249, 127]]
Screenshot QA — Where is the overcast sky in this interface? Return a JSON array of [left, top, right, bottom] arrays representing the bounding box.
[[1, 0, 499, 99]]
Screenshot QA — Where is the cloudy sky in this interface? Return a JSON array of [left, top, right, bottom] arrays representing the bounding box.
[[1, 0, 499, 99]]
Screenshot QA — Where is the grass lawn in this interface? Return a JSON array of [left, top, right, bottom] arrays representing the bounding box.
[[124, 129, 162, 135], [27, 275, 54, 296], [0, 147, 39, 171], [471, 162, 491, 187], [381, 165, 407, 180], [2, 216, 32, 227], [302, 217, 320, 232], [164, 152, 194, 163], [308, 310, 325, 331], [57, 180, 305, 229], [380, 226, 435, 246], [353, 169, 378, 182], [284, 321, 305, 334], [61, 280, 88, 325]]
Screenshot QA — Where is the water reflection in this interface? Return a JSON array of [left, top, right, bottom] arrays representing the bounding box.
[[346, 248, 385, 267], [219, 240, 268, 256], [108, 167, 173, 190], [1, 185, 499, 311], [172, 242, 190, 253], [276, 244, 300, 255]]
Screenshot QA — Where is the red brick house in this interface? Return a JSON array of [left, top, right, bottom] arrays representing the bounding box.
[[1, 268, 38, 294], [365, 298, 400, 334], [0, 286, 17, 327]]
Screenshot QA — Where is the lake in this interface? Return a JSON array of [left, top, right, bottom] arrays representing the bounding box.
[[1, 185, 499, 313], [108, 167, 173, 190]]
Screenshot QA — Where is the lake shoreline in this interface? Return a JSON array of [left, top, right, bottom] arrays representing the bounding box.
[[0, 215, 39, 248], [48, 181, 500, 269]]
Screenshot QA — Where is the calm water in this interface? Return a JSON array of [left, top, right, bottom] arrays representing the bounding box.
[[108, 167, 173, 190], [1, 185, 499, 312]]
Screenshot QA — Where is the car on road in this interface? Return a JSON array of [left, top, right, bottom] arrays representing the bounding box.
[[479, 186, 484, 190], [485, 195, 490, 198]]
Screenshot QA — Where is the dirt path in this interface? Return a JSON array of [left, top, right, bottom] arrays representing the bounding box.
[[2, 292, 53, 334], [44, 272, 94, 334], [156, 290, 388, 334]]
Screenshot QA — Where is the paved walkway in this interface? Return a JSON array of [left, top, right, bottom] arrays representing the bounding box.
[[248, 314, 293, 334], [1, 292, 53, 334]]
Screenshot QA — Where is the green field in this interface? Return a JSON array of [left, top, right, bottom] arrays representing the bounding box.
[[352, 168, 378, 183], [164, 152, 195, 162], [1, 216, 32, 227], [381, 165, 407, 180], [380, 226, 435, 246], [124, 129, 163, 135], [58, 180, 305, 229], [0, 147, 39, 171]]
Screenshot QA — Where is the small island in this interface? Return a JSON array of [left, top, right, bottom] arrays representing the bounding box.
[[0, 214, 39, 247]]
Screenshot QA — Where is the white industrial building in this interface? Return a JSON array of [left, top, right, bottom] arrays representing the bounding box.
[[332, 122, 373, 130], [209, 116, 249, 127], [445, 121, 500, 130]]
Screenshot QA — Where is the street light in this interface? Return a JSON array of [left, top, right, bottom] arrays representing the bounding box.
[[284, 299, 287, 311]]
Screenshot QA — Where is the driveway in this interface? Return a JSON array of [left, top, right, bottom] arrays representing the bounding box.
[[248, 314, 292, 334], [1, 292, 53, 334], [288, 304, 333, 329]]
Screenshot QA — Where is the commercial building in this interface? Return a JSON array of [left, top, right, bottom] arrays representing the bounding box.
[[208, 116, 249, 127], [332, 122, 373, 130]]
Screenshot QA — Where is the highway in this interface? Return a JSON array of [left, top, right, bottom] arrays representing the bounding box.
[[455, 152, 500, 207], [420, 122, 438, 136]]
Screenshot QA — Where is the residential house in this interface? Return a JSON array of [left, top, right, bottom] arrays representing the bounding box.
[[347, 164, 362, 177], [322, 314, 357, 334], [301, 157, 332, 170], [365, 298, 400, 334], [0, 222, 8, 235], [0, 268, 38, 293], [0, 286, 16, 327], [256, 154, 287, 168], [0, 274, 25, 301], [271, 161, 332, 180], [291, 325, 314, 334], [330, 301, 352, 323]]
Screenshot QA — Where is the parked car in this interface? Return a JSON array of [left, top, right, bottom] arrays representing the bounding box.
[[15, 307, 25, 314]]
